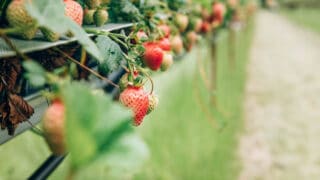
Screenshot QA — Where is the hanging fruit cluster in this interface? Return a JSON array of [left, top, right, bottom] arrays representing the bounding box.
[[0, 0, 256, 158]]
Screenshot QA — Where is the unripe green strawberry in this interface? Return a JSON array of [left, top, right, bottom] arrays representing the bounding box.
[[161, 52, 173, 71], [170, 35, 183, 55], [40, 27, 60, 42], [94, 9, 109, 27], [175, 13, 189, 32], [6, 0, 38, 40], [43, 99, 66, 155], [84, 0, 101, 9], [147, 94, 159, 114], [83, 9, 95, 25]]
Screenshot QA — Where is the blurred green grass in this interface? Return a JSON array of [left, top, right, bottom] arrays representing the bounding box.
[[282, 8, 320, 33], [0, 22, 254, 179], [134, 24, 254, 179]]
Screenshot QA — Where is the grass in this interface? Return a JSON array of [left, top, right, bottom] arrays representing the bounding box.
[[282, 8, 320, 33], [0, 22, 254, 180]]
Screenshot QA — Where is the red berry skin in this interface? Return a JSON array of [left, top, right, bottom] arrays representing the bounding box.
[[158, 24, 171, 38], [201, 21, 211, 33], [211, 2, 226, 24], [43, 99, 66, 155], [64, 0, 83, 26], [143, 42, 164, 71], [119, 86, 149, 126], [158, 38, 171, 51]]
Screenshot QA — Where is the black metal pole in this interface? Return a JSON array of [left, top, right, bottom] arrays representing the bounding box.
[[28, 155, 66, 180]]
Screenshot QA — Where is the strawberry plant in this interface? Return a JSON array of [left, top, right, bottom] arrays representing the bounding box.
[[0, 0, 256, 178]]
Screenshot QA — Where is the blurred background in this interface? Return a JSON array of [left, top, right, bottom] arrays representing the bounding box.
[[1, 0, 320, 179]]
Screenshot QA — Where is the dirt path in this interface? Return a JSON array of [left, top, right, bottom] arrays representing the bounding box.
[[238, 11, 320, 180]]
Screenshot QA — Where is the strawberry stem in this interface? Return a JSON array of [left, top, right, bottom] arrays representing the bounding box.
[[54, 47, 119, 89]]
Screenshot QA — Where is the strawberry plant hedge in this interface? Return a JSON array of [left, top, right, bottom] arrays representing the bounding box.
[[0, 0, 257, 178]]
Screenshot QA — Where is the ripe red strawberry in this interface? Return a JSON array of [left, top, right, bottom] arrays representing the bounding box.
[[143, 42, 164, 71], [119, 86, 149, 126], [42, 99, 66, 155], [158, 24, 171, 38], [170, 35, 183, 54], [201, 21, 211, 33], [158, 38, 171, 51], [64, 0, 83, 25], [212, 2, 226, 24]]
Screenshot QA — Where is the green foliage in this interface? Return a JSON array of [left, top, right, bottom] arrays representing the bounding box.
[[166, 0, 187, 10], [108, 0, 142, 22], [22, 60, 46, 87], [25, 0, 102, 61], [61, 82, 136, 170], [96, 35, 123, 75]]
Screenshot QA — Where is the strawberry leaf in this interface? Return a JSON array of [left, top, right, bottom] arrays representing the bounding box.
[[61, 82, 145, 170], [22, 61, 46, 87], [95, 35, 123, 75], [25, 0, 102, 61]]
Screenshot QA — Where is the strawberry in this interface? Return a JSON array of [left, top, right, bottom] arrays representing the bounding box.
[[161, 52, 173, 71], [194, 18, 203, 33], [6, 0, 38, 40], [119, 86, 149, 126], [170, 35, 183, 54], [158, 24, 171, 38], [158, 38, 171, 51], [227, 0, 238, 8], [42, 99, 66, 155], [84, 0, 101, 9], [201, 7, 210, 21], [201, 21, 211, 33], [187, 31, 198, 45], [64, 0, 84, 26], [211, 2, 226, 24], [133, 30, 148, 43], [143, 42, 164, 71], [175, 13, 189, 32], [94, 9, 109, 27], [83, 9, 95, 25], [147, 94, 159, 114]]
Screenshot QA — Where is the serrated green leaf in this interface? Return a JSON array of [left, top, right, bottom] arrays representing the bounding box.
[[25, 0, 102, 61], [96, 35, 123, 74]]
